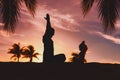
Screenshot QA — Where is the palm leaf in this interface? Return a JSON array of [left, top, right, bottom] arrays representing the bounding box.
[[8, 48, 17, 54], [33, 56, 39, 60], [1, 0, 20, 33], [33, 53, 39, 60], [10, 55, 17, 60], [23, 0, 37, 17], [72, 53, 79, 57], [8, 49, 14, 53], [8, 43, 21, 54], [81, 0, 120, 33], [98, 0, 120, 32], [34, 53, 39, 55], [81, 0, 95, 16], [22, 55, 29, 58], [1, 0, 37, 33]]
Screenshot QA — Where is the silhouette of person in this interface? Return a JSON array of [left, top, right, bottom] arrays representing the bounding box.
[[78, 41, 88, 64], [43, 14, 55, 62]]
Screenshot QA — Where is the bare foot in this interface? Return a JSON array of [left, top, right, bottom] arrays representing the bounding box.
[[44, 13, 50, 21]]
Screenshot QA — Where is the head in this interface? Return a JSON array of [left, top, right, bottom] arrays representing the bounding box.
[[79, 41, 86, 51]]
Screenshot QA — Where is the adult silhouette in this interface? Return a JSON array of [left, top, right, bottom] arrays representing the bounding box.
[[43, 14, 55, 62], [78, 41, 88, 64], [43, 14, 66, 63]]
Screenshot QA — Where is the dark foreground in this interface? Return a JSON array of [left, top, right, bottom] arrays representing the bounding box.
[[0, 62, 120, 80]]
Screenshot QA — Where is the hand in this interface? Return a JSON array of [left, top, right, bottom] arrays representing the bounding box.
[[44, 13, 50, 21]]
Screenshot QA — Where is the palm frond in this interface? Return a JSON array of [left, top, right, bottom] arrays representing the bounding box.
[[33, 55, 39, 60], [98, 0, 119, 32], [8, 43, 21, 54], [33, 53, 39, 59], [22, 55, 29, 58], [8, 49, 15, 54], [81, 0, 95, 16], [23, 0, 37, 17], [34, 53, 39, 55], [1, 0, 20, 33], [72, 53, 79, 57], [10, 55, 17, 60], [0, 0, 2, 7], [21, 47, 30, 55], [27, 45, 35, 53]]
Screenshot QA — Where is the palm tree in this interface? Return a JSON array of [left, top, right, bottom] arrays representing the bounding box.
[[81, 0, 120, 33], [8, 43, 21, 62], [69, 53, 79, 62], [1, 0, 37, 33], [21, 45, 39, 62], [69, 52, 87, 63]]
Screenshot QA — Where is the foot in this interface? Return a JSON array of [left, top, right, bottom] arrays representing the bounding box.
[[44, 13, 50, 21]]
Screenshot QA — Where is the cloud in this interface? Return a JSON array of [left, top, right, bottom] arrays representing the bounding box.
[[19, 4, 80, 32], [96, 32, 120, 45]]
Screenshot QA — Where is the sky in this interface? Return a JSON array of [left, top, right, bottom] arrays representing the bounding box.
[[0, 0, 120, 63]]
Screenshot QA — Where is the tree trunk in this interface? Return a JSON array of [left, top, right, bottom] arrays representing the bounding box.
[[17, 54, 20, 62], [17, 58, 19, 62], [30, 57, 32, 62]]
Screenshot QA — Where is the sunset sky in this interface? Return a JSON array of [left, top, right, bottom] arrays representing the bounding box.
[[0, 0, 120, 63]]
